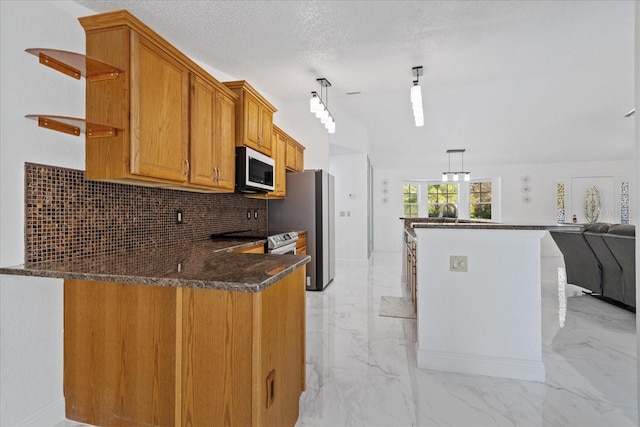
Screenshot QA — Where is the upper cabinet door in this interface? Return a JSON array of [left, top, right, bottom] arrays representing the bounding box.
[[259, 106, 273, 155], [190, 74, 216, 186], [190, 75, 236, 192], [245, 95, 261, 149], [130, 32, 189, 182], [214, 90, 236, 192], [223, 80, 276, 157]]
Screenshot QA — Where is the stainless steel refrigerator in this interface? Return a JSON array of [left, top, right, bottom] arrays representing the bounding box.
[[268, 170, 335, 291]]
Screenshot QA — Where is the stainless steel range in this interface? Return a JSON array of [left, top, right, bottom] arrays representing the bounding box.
[[211, 230, 298, 255], [266, 231, 298, 254]]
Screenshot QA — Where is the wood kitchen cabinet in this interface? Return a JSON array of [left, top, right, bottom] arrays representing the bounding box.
[[190, 74, 236, 191], [405, 231, 417, 314], [247, 125, 287, 200], [296, 232, 307, 255], [224, 80, 276, 157], [233, 243, 265, 253], [266, 126, 287, 198], [64, 266, 306, 427], [285, 137, 305, 173], [80, 10, 238, 191]]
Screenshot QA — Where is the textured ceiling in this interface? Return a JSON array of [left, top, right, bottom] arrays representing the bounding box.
[[73, 0, 635, 169]]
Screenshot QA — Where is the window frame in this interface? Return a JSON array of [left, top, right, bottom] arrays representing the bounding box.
[[427, 183, 459, 218], [403, 183, 419, 218], [469, 181, 493, 220], [400, 177, 500, 222]]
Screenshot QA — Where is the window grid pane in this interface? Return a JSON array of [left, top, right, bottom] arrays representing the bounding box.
[[470, 181, 492, 220], [403, 183, 419, 218], [427, 184, 458, 217]]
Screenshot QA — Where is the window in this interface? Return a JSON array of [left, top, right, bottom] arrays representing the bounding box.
[[403, 184, 418, 217], [427, 184, 458, 217], [470, 181, 492, 219]]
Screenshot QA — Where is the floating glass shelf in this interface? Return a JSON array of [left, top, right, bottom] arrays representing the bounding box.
[[25, 115, 121, 138]]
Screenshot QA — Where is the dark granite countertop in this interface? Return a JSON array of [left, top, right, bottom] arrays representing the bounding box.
[[0, 238, 310, 293], [401, 217, 583, 237]]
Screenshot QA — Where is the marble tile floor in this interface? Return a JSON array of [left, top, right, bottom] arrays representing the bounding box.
[[58, 252, 636, 427], [295, 252, 637, 427]]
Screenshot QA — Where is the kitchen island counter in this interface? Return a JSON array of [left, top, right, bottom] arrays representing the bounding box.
[[0, 238, 310, 292], [2, 236, 309, 426], [401, 217, 583, 383]]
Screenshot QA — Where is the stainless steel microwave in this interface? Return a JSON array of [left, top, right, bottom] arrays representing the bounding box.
[[235, 146, 275, 193]]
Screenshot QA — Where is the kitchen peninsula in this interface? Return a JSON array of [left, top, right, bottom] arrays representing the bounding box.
[[0, 239, 310, 426], [403, 218, 581, 382]]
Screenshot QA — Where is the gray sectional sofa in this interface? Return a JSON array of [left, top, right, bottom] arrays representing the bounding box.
[[550, 223, 635, 310]]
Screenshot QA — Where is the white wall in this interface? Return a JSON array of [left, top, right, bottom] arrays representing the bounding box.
[[375, 160, 636, 254], [634, 0, 639, 412], [326, 106, 371, 261], [329, 152, 369, 261], [0, 1, 95, 425]]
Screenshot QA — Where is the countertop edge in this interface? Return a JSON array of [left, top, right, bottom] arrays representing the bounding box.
[[0, 255, 311, 292], [0, 236, 311, 292], [411, 223, 583, 231]]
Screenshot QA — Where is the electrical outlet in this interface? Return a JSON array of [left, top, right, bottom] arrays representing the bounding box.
[[247, 209, 251, 220], [450, 255, 468, 272], [176, 210, 183, 224], [254, 210, 258, 219]]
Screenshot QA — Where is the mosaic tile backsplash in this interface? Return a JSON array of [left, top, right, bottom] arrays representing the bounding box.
[[25, 163, 267, 263]]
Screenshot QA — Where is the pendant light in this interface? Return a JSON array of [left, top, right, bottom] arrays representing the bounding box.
[[310, 78, 335, 133], [442, 149, 470, 182], [411, 66, 424, 127]]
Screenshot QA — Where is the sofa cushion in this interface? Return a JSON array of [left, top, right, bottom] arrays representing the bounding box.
[[584, 222, 611, 233], [607, 224, 635, 237]]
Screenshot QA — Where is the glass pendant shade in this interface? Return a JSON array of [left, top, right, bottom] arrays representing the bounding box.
[[411, 82, 423, 127], [310, 95, 321, 113], [327, 120, 336, 133], [442, 172, 448, 182], [411, 84, 422, 105]]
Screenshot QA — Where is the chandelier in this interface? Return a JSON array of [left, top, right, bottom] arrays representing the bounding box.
[[309, 78, 335, 133], [442, 149, 470, 182]]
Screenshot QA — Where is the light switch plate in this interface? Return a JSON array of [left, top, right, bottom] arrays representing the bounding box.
[[450, 255, 468, 272]]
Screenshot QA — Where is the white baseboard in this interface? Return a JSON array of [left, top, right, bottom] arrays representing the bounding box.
[[16, 398, 65, 427], [416, 346, 546, 383]]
